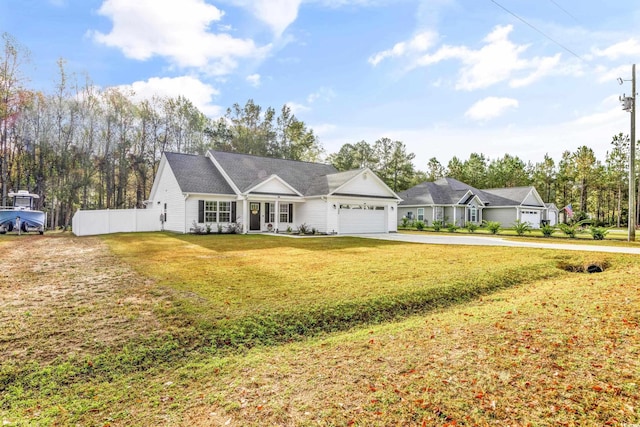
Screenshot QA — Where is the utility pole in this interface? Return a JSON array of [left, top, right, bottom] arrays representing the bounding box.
[[618, 64, 636, 241], [631, 64, 636, 242]]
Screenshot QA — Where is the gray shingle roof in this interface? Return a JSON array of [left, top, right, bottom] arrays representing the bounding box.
[[482, 187, 537, 206], [310, 169, 364, 195], [164, 152, 235, 195], [398, 177, 478, 205], [398, 177, 541, 207], [209, 150, 338, 195]]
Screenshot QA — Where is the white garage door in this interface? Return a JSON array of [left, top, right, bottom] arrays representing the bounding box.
[[520, 210, 541, 229], [339, 205, 386, 233]]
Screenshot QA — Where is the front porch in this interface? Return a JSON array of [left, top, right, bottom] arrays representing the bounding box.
[[241, 197, 302, 233]]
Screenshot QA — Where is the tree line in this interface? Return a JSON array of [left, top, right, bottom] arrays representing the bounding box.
[[1, 32, 636, 228], [328, 135, 636, 227]]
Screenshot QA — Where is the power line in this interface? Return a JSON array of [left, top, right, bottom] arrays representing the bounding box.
[[489, 0, 584, 61], [548, 0, 581, 24]]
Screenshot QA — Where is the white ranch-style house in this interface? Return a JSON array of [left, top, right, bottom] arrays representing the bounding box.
[[397, 177, 555, 229], [148, 150, 402, 234]]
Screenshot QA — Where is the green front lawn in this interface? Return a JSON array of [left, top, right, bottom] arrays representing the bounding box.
[[103, 233, 573, 350], [1, 233, 637, 426]]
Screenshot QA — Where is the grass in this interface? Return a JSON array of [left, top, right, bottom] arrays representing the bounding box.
[[0, 233, 638, 425]]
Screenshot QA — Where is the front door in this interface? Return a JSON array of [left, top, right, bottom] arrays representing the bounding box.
[[249, 202, 261, 231]]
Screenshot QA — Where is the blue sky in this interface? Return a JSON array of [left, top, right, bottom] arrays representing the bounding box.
[[1, 0, 640, 168]]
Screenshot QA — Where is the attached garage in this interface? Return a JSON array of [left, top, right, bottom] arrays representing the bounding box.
[[520, 209, 541, 228], [338, 204, 386, 233]]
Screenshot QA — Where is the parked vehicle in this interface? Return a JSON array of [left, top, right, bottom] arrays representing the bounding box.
[[0, 190, 46, 234]]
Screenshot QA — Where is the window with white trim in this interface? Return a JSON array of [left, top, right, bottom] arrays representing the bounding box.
[[204, 201, 217, 222], [280, 203, 290, 223], [218, 201, 231, 222], [417, 208, 425, 221], [268, 203, 276, 223], [468, 205, 477, 222]]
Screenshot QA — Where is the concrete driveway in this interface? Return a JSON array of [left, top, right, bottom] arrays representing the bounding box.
[[349, 232, 640, 255]]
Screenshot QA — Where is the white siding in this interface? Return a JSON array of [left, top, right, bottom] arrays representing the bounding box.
[[150, 162, 186, 233], [387, 203, 398, 232], [326, 198, 340, 234], [187, 196, 241, 232], [338, 173, 392, 197], [185, 197, 200, 231], [295, 199, 328, 233], [251, 178, 297, 195]]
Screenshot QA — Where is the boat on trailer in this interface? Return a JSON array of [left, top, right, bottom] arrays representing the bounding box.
[[0, 190, 46, 234]]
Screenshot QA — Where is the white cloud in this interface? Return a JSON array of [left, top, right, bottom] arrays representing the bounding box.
[[119, 76, 222, 117], [92, 0, 268, 74], [509, 54, 561, 88], [452, 25, 530, 91], [465, 97, 518, 122], [286, 101, 311, 114], [595, 64, 631, 85], [307, 87, 336, 103], [368, 31, 438, 66], [374, 25, 567, 91], [284, 88, 336, 116], [592, 38, 640, 60], [230, 0, 302, 37], [246, 74, 261, 87]]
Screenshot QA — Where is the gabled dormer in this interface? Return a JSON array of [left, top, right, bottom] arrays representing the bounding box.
[[330, 168, 401, 200], [245, 175, 303, 197]]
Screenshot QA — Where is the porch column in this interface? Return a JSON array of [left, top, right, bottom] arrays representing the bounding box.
[[453, 206, 457, 226], [274, 198, 280, 232], [242, 197, 249, 234]]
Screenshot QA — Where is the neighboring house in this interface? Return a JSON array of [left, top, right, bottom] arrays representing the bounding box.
[[544, 203, 559, 226], [397, 177, 548, 229], [148, 150, 401, 234]]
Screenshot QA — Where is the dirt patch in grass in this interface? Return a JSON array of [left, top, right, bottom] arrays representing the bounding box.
[[0, 235, 167, 365]]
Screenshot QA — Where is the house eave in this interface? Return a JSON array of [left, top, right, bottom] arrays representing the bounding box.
[[183, 192, 238, 199], [331, 193, 401, 201]]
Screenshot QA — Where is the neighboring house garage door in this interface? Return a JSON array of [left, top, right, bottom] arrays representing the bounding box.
[[521, 210, 541, 228], [339, 204, 386, 233]]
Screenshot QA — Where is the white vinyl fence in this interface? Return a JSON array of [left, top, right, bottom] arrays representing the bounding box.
[[72, 208, 162, 236]]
